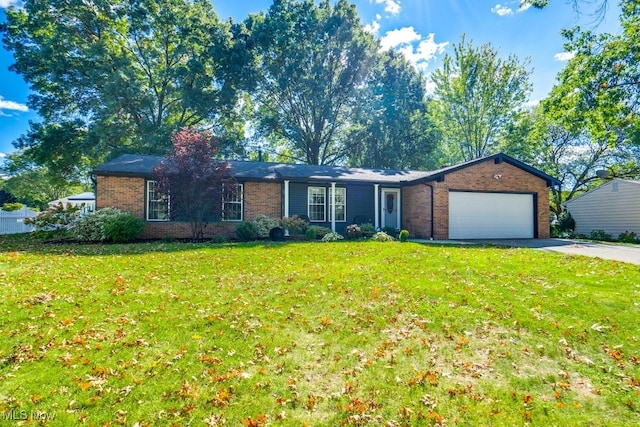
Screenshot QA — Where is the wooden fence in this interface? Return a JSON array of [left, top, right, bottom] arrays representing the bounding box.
[[0, 207, 37, 235]]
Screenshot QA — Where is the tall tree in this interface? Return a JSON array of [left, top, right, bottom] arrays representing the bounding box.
[[542, 0, 640, 147], [348, 50, 439, 170], [248, 0, 377, 165], [153, 128, 233, 240], [1, 0, 243, 174], [429, 35, 532, 163]]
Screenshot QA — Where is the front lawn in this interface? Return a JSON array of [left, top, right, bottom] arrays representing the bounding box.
[[1, 236, 639, 426]]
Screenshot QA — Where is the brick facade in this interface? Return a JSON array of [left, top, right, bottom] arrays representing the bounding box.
[[96, 176, 282, 239], [402, 159, 550, 239]]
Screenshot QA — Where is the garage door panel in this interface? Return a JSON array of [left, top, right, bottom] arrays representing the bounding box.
[[449, 192, 534, 239]]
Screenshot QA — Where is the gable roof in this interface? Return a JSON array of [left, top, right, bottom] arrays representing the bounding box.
[[565, 179, 640, 206], [93, 152, 559, 187]]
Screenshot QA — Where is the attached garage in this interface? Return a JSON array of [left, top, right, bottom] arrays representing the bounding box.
[[448, 191, 535, 239]]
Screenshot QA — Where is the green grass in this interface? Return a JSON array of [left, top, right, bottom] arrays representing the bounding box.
[[1, 234, 639, 426]]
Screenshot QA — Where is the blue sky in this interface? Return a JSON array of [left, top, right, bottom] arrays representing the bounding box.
[[0, 0, 621, 158]]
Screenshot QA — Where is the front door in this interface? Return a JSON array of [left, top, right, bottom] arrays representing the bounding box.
[[381, 189, 400, 230]]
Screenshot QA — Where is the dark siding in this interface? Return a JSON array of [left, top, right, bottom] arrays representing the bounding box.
[[287, 182, 376, 233]]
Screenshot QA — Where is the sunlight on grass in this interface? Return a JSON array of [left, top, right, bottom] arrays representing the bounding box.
[[0, 235, 639, 425]]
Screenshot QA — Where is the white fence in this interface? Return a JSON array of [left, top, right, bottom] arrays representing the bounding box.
[[0, 207, 37, 235]]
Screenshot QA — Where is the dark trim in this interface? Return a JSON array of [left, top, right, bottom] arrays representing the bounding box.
[[448, 189, 536, 196], [533, 193, 539, 238], [422, 182, 435, 239]]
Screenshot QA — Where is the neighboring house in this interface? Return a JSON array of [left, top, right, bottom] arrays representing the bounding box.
[[565, 179, 640, 238], [92, 152, 559, 240], [50, 192, 96, 214]]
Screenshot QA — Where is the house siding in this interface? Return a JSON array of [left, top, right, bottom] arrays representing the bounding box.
[[401, 160, 550, 239], [566, 180, 640, 238], [96, 176, 280, 239]]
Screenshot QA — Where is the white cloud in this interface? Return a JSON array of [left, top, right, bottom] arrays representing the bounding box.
[[381, 28, 448, 72], [554, 51, 576, 61], [0, 0, 20, 8], [0, 153, 6, 158], [491, 4, 513, 16], [0, 97, 28, 113], [364, 15, 381, 35], [372, 0, 401, 16], [380, 26, 421, 51]]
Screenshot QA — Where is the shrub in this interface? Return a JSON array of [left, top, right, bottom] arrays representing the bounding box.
[[344, 224, 362, 239], [359, 223, 376, 238], [2, 202, 23, 212], [72, 207, 143, 242], [25, 202, 81, 239], [309, 225, 332, 238], [618, 231, 638, 244], [211, 236, 228, 244], [399, 229, 409, 242], [235, 221, 257, 241], [371, 231, 394, 242], [103, 212, 145, 242], [557, 210, 576, 233], [382, 226, 397, 237], [252, 215, 280, 239], [282, 215, 309, 234], [321, 232, 344, 242], [304, 227, 317, 240], [589, 229, 612, 242]]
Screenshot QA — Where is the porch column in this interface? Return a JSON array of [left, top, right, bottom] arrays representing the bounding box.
[[330, 181, 336, 232], [283, 180, 290, 236], [374, 184, 380, 230]]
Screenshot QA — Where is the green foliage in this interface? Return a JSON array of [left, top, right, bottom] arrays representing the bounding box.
[[321, 231, 344, 242], [252, 214, 280, 239], [72, 207, 143, 242], [250, 0, 377, 164], [304, 227, 317, 241], [382, 226, 397, 237], [430, 34, 531, 163], [235, 221, 257, 242], [359, 222, 376, 238], [344, 224, 363, 240], [2, 202, 23, 211], [24, 202, 81, 239], [557, 210, 576, 232], [309, 225, 332, 238], [588, 229, 613, 242], [399, 229, 410, 242], [371, 231, 394, 242], [281, 215, 309, 234], [617, 231, 637, 244], [210, 235, 228, 244]]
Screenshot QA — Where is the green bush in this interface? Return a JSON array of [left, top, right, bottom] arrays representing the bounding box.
[[211, 236, 228, 244], [2, 202, 23, 212], [399, 229, 409, 242], [589, 229, 612, 242], [345, 224, 362, 239], [103, 213, 145, 242], [24, 202, 81, 239], [371, 231, 394, 242], [557, 210, 576, 232], [72, 207, 144, 242], [282, 215, 309, 234], [359, 223, 376, 238], [309, 225, 332, 238], [618, 231, 638, 244], [321, 232, 344, 242], [252, 215, 280, 239], [382, 226, 397, 237], [304, 227, 317, 240], [235, 221, 257, 241]]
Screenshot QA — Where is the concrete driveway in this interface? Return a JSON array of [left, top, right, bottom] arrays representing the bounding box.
[[473, 238, 640, 265]]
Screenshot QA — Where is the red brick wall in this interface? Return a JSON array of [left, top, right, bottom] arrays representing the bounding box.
[[96, 176, 282, 239], [403, 160, 551, 239]]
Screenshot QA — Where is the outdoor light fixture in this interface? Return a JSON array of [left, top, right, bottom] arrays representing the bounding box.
[[494, 174, 502, 179]]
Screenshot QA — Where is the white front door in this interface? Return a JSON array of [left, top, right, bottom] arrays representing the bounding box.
[[381, 189, 400, 230]]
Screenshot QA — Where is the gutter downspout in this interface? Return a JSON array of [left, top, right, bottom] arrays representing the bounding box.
[[374, 184, 380, 230], [283, 180, 290, 236], [422, 182, 434, 240]]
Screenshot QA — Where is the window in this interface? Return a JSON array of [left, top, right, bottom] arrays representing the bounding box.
[[147, 180, 169, 221], [308, 187, 326, 222], [329, 187, 346, 222], [222, 183, 243, 221]]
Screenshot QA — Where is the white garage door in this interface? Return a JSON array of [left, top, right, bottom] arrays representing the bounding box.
[[449, 191, 534, 239]]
